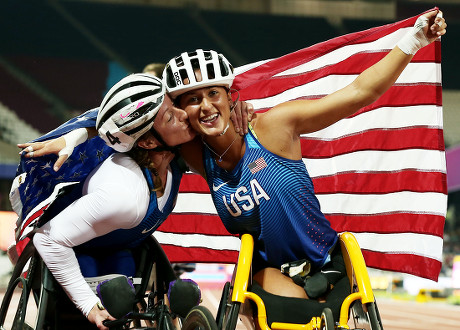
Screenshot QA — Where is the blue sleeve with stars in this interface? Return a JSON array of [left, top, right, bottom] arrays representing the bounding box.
[[13, 108, 114, 239], [34, 108, 99, 142]]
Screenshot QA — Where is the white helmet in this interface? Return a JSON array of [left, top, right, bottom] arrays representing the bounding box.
[[163, 49, 234, 99], [96, 73, 165, 152]]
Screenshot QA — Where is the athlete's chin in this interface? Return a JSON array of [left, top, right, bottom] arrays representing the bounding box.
[[197, 118, 227, 136], [185, 131, 197, 142], [202, 125, 227, 137]]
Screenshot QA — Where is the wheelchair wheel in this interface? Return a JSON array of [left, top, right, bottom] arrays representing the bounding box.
[[350, 300, 383, 330], [182, 306, 218, 330], [0, 242, 52, 330], [215, 281, 240, 330], [216, 282, 230, 328], [222, 303, 240, 330], [320, 308, 334, 330]]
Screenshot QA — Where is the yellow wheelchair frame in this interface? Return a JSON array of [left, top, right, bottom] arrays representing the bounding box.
[[218, 232, 383, 330]]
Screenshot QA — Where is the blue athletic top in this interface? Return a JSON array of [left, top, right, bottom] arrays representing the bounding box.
[[203, 126, 338, 271]]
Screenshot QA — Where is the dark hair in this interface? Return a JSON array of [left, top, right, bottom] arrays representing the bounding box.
[[127, 141, 164, 192]]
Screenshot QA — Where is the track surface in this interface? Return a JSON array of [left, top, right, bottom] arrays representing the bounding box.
[[2, 288, 460, 329], [200, 288, 460, 330]]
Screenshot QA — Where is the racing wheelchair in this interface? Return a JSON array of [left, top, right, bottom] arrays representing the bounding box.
[[0, 235, 202, 330], [182, 232, 383, 330]]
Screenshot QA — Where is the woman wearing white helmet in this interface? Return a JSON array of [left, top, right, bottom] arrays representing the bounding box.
[[164, 10, 446, 325], [14, 73, 186, 329]]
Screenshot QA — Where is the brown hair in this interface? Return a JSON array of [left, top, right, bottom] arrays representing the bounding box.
[[127, 141, 164, 192]]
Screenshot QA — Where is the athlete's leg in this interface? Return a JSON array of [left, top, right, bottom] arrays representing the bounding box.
[[253, 267, 308, 299]]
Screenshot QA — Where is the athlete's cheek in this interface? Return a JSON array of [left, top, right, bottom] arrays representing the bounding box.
[[185, 107, 201, 122]]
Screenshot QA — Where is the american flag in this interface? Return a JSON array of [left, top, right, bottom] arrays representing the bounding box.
[[155, 10, 447, 281], [248, 157, 268, 174]]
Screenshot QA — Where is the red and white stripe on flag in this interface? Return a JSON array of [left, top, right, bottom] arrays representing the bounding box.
[[155, 10, 447, 281]]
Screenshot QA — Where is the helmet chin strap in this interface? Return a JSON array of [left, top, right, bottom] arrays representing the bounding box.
[[150, 128, 180, 153], [219, 123, 229, 136], [219, 89, 239, 136]]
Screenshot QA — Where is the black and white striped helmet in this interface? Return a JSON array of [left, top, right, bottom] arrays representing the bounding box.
[[96, 73, 165, 152], [163, 49, 234, 99]]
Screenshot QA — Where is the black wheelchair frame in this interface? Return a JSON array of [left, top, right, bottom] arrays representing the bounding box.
[[0, 235, 180, 330]]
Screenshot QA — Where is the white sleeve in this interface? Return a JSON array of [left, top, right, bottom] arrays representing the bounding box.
[[33, 154, 150, 316]]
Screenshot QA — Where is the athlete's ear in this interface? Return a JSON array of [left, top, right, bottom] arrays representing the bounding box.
[[137, 132, 160, 150], [227, 90, 232, 104]]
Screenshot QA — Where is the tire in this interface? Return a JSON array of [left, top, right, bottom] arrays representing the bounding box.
[[366, 302, 383, 330], [182, 306, 218, 330], [216, 282, 230, 329], [320, 308, 335, 330], [349, 300, 383, 330], [215, 282, 240, 330], [223, 303, 240, 330], [0, 242, 51, 330]]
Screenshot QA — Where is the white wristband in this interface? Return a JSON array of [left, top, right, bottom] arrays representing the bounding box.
[[59, 128, 89, 157], [397, 15, 430, 55]]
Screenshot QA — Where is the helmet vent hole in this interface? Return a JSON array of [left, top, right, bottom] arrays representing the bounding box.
[[191, 59, 202, 82], [206, 63, 215, 80], [203, 51, 212, 60], [218, 55, 229, 76], [179, 69, 189, 85], [176, 56, 184, 67], [165, 66, 176, 88]]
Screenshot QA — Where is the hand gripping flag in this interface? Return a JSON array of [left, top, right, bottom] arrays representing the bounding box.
[[155, 10, 447, 281]]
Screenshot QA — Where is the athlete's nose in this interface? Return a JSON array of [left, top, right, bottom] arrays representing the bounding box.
[[200, 97, 213, 111], [175, 108, 188, 122]]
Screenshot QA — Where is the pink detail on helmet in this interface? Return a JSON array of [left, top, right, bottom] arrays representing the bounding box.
[[136, 101, 145, 109]]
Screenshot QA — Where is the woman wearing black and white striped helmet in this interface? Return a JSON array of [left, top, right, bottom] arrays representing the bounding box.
[[15, 69, 253, 329]]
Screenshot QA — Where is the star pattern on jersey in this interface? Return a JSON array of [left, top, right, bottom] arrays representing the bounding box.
[[21, 144, 112, 219], [14, 108, 114, 226]]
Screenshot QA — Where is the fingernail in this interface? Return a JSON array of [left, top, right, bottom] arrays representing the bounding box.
[[54, 166, 59, 172]]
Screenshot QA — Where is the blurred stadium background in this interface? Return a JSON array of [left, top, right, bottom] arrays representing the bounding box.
[[1, 0, 460, 303]]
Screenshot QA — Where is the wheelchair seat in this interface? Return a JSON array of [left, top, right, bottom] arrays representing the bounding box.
[[249, 276, 350, 326], [248, 242, 350, 325]]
